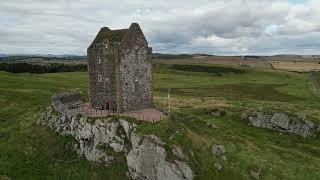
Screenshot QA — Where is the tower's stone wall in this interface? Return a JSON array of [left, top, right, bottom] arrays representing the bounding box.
[[87, 43, 118, 110], [119, 24, 152, 112], [87, 23, 152, 112]]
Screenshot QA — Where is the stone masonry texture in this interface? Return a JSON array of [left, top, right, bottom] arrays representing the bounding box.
[[87, 23, 152, 112]]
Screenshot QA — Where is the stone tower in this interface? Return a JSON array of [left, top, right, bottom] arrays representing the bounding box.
[[87, 23, 153, 112]]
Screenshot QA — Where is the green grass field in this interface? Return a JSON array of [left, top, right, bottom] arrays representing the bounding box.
[[1, 64, 320, 179]]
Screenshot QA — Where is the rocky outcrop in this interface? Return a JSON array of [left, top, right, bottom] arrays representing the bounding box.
[[214, 163, 223, 171], [37, 107, 193, 180], [210, 109, 226, 117], [212, 144, 227, 161], [127, 135, 193, 180], [250, 168, 262, 180], [241, 111, 320, 138], [212, 144, 226, 156], [38, 107, 123, 165], [172, 145, 187, 160]]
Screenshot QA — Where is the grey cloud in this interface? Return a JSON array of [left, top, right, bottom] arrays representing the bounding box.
[[0, 0, 319, 55]]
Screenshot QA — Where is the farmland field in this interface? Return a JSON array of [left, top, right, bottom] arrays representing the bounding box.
[[271, 61, 320, 72], [154, 55, 271, 68], [1, 63, 320, 179]]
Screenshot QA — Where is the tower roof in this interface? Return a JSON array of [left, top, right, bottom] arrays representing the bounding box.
[[91, 28, 129, 45]]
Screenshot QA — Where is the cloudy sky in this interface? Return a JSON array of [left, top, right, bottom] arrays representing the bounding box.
[[0, 0, 319, 55]]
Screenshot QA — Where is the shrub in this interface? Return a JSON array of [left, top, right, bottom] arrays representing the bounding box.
[[0, 62, 87, 74]]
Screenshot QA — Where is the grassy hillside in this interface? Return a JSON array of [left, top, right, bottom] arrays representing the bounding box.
[[1, 64, 320, 179]]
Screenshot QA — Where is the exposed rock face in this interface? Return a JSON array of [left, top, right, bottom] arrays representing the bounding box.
[[250, 168, 262, 180], [127, 135, 193, 180], [212, 144, 226, 156], [172, 145, 187, 160], [206, 122, 218, 129], [212, 144, 227, 161], [38, 108, 123, 165], [37, 107, 193, 180], [211, 109, 226, 117], [214, 163, 223, 171], [241, 111, 320, 138]]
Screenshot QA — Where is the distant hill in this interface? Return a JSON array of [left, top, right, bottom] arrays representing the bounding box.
[[273, 54, 320, 59], [1, 53, 319, 62], [152, 53, 214, 59], [0, 55, 87, 63], [0, 54, 86, 59], [153, 53, 320, 62]]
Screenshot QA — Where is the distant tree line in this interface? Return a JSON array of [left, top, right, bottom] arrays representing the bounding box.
[[152, 53, 194, 59], [154, 63, 245, 75], [0, 62, 87, 74], [0, 56, 33, 61], [0, 55, 87, 62]]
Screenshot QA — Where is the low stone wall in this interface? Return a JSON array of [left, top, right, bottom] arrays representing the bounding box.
[[52, 92, 82, 115], [37, 107, 193, 180], [241, 111, 320, 138]]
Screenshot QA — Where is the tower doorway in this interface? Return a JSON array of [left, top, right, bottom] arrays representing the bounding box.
[[104, 101, 110, 110]]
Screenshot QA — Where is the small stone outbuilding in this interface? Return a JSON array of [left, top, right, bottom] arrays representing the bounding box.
[[87, 23, 153, 112], [52, 92, 82, 113]]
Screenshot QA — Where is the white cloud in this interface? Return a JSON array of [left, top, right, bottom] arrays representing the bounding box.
[[0, 0, 319, 55]]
